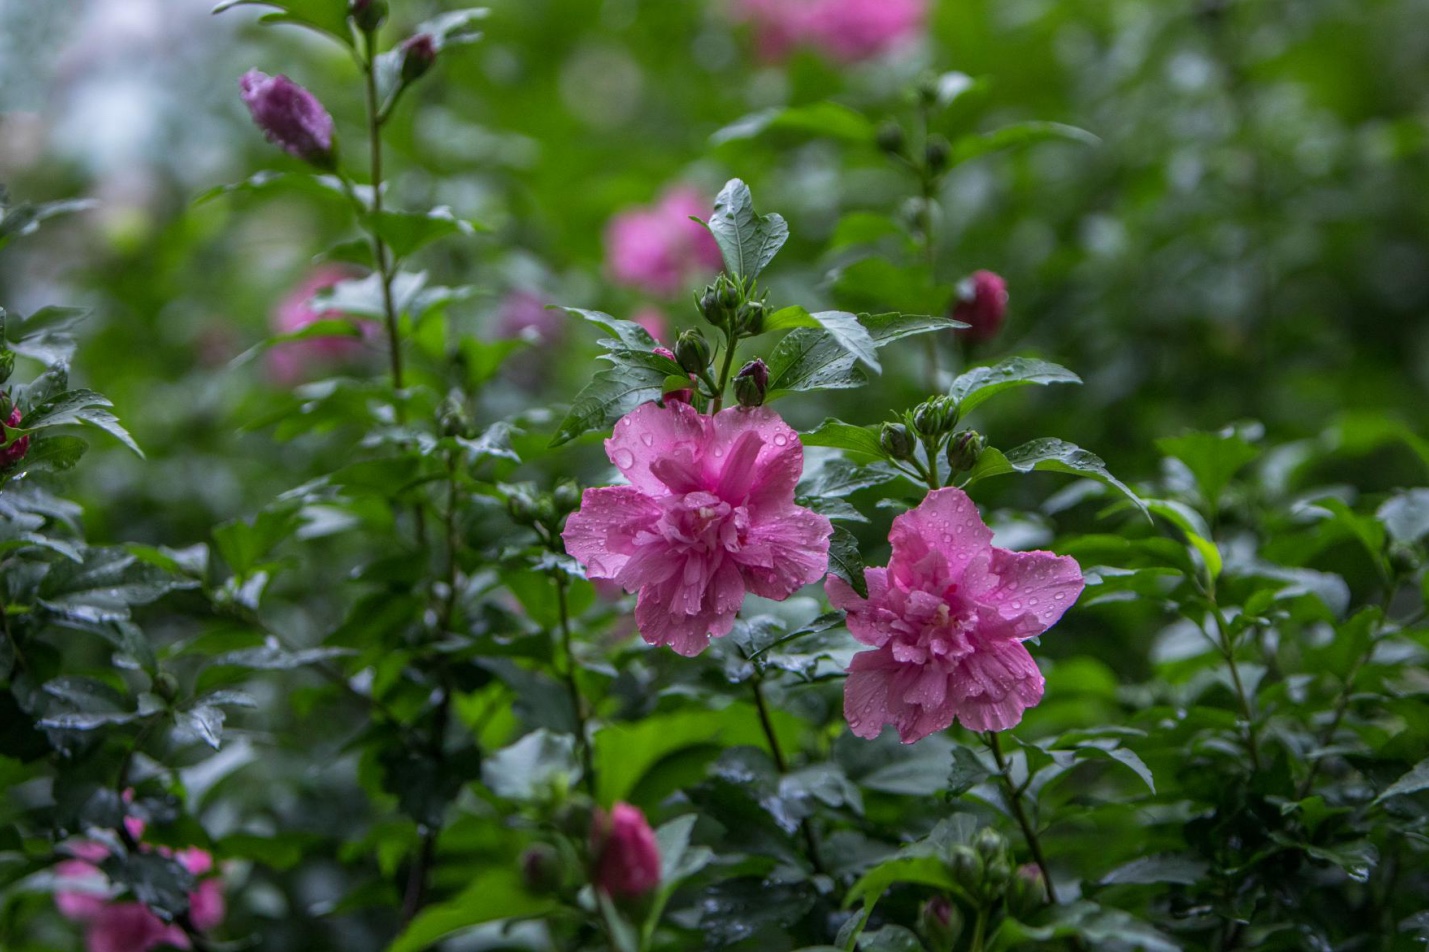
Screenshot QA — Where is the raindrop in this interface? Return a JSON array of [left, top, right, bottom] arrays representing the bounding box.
[[1010, 601, 1022, 610], [1053, 592, 1065, 601], [712, 447, 723, 457], [613, 448, 636, 469], [639, 433, 654, 446], [772, 433, 789, 447]]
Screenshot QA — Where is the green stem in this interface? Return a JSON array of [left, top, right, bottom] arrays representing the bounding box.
[[554, 573, 595, 795], [361, 28, 406, 414], [971, 904, 987, 952], [1206, 598, 1263, 773], [710, 328, 739, 413], [752, 676, 829, 877], [985, 732, 1058, 904]]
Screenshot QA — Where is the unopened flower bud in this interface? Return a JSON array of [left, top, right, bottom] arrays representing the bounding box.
[[400, 34, 438, 85], [974, 827, 1007, 862], [716, 280, 741, 311], [880, 422, 916, 461], [349, 0, 387, 32], [735, 300, 765, 337], [1388, 543, 1420, 577], [733, 359, 769, 408], [912, 396, 958, 439], [0, 348, 13, 385], [507, 490, 539, 526], [653, 347, 693, 405], [674, 330, 711, 375], [876, 120, 907, 157], [952, 270, 1009, 345], [919, 896, 963, 952], [925, 135, 951, 175], [948, 845, 983, 894], [1007, 863, 1047, 917], [152, 672, 180, 703], [239, 70, 336, 169], [438, 394, 472, 438], [916, 74, 940, 107], [947, 430, 986, 474], [0, 399, 28, 469], [590, 802, 661, 901], [553, 796, 593, 840], [520, 843, 566, 895], [553, 480, 582, 515]]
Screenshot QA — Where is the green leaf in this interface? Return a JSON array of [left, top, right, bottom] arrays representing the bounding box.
[[1100, 854, 1210, 886], [38, 548, 193, 623], [1377, 489, 1429, 544], [827, 526, 868, 599], [368, 207, 481, 259], [481, 729, 581, 800], [193, 170, 360, 207], [933, 71, 979, 107], [18, 389, 142, 456], [765, 313, 961, 400], [556, 307, 658, 351], [845, 856, 957, 911], [951, 121, 1100, 167], [946, 745, 992, 796], [212, 0, 354, 47], [706, 179, 788, 282], [800, 418, 886, 462], [178, 706, 226, 750], [948, 358, 1082, 415], [765, 306, 879, 371], [549, 350, 683, 446], [1155, 429, 1259, 507], [962, 438, 1145, 515], [16, 435, 87, 474], [710, 101, 875, 146], [310, 271, 429, 320], [386, 869, 556, 952], [38, 711, 142, 730], [1376, 758, 1429, 802], [210, 642, 351, 671]]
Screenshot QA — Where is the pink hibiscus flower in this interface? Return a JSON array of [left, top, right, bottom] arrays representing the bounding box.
[[604, 186, 724, 298], [827, 488, 1084, 742], [266, 265, 371, 384], [563, 401, 833, 656], [729, 0, 926, 63]]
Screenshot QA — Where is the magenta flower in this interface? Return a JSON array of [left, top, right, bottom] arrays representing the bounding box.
[[239, 70, 336, 168], [827, 488, 1083, 742], [730, 0, 926, 63], [1, 400, 29, 468], [494, 290, 565, 345], [652, 346, 694, 404], [266, 266, 371, 384], [55, 837, 225, 952], [953, 270, 1009, 345], [590, 802, 661, 900], [563, 402, 833, 656], [604, 186, 724, 298]]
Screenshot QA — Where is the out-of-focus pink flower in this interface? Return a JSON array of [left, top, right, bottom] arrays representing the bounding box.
[[238, 70, 335, 167], [604, 187, 723, 298], [1, 401, 29, 468], [563, 402, 832, 656], [495, 290, 565, 345], [266, 266, 370, 384], [631, 307, 670, 346], [590, 802, 661, 900], [729, 0, 926, 63], [55, 834, 224, 952], [952, 270, 1009, 345], [827, 488, 1083, 742]]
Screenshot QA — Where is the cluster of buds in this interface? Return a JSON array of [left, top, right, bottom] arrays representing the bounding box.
[[697, 275, 767, 338], [911, 395, 959, 440], [0, 393, 28, 469], [507, 481, 581, 536]]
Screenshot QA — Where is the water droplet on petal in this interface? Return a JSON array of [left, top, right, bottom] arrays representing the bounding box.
[[640, 433, 654, 446], [1053, 592, 1065, 601], [773, 433, 789, 446], [713, 447, 723, 457], [613, 448, 636, 469]]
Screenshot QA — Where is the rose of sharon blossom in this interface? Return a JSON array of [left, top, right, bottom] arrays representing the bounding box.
[[55, 838, 225, 952], [494, 290, 565, 345], [239, 70, 335, 167], [827, 489, 1084, 742], [604, 187, 723, 297], [267, 266, 370, 384], [563, 402, 833, 656], [590, 802, 661, 900], [953, 270, 1009, 345], [730, 0, 926, 63]]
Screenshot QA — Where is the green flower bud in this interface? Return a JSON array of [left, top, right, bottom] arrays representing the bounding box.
[[974, 827, 1007, 862], [716, 279, 741, 311], [876, 120, 907, 157], [947, 430, 987, 474], [880, 422, 917, 461], [552, 796, 594, 840], [152, 672, 180, 703], [674, 329, 711, 375], [735, 300, 766, 337], [1388, 543, 1420, 577], [916, 74, 940, 107], [948, 845, 983, 894], [400, 34, 438, 85], [0, 348, 13, 386], [912, 396, 959, 439], [507, 490, 539, 526], [733, 359, 769, 408], [925, 135, 952, 175], [553, 480, 582, 515], [1006, 863, 1047, 919], [349, 0, 388, 32], [520, 843, 566, 895], [438, 393, 472, 439]]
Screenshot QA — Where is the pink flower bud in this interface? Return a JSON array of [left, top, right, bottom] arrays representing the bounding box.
[[400, 34, 438, 84], [1, 401, 28, 468], [590, 802, 661, 900], [952, 270, 1008, 345], [653, 347, 693, 405], [239, 70, 336, 169]]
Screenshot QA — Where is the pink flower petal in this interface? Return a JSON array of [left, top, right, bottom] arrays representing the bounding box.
[[562, 487, 661, 580], [963, 547, 1085, 639]]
